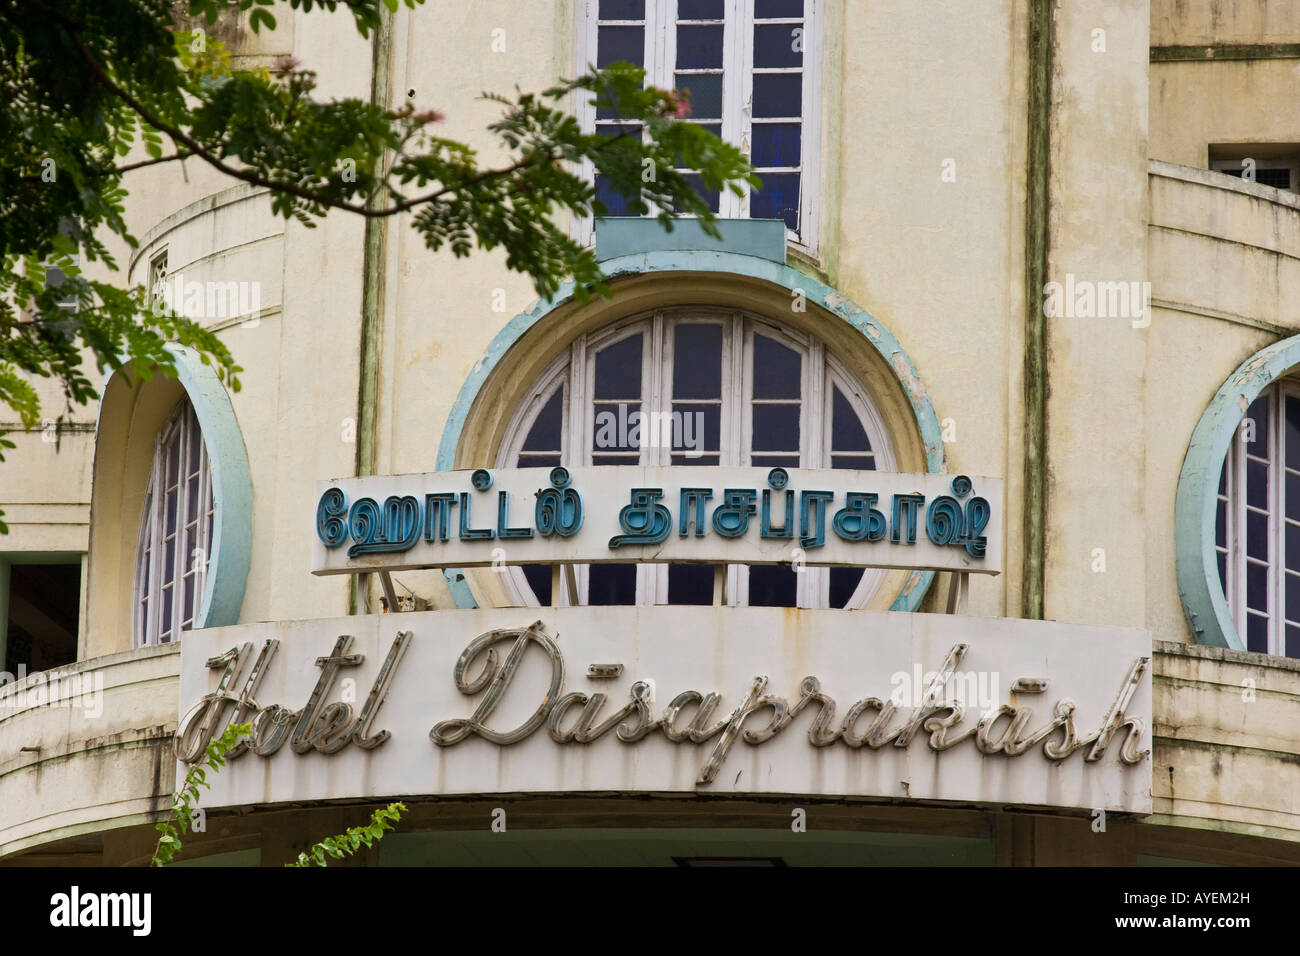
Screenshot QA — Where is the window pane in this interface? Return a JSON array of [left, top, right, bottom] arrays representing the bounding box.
[[1215, 498, 1226, 548], [600, 0, 644, 17], [598, 25, 644, 67], [830, 568, 864, 608], [1247, 459, 1268, 509], [672, 453, 720, 466], [521, 389, 563, 452], [589, 564, 637, 604], [752, 454, 799, 467], [1247, 510, 1269, 561], [184, 571, 195, 623], [1290, 522, 1300, 569], [676, 73, 722, 119], [187, 416, 201, 471], [518, 454, 562, 468], [753, 23, 802, 68], [755, 0, 804, 17], [1217, 551, 1227, 592], [673, 323, 723, 398], [753, 73, 801, 117], [750, 172, 801, 231], [832, 454, 874, 470], [595, 174, 639, 216], [752, 123, 801, 168], [753, 334, 800, 398], [161, 586, 174, 638], [676, 25, 724, 69], [1288, 395, 1300, 470], [679, 0, 724, 18], [669, 564, 714, 605], [672, 403, 720, 453], [522, 564, 552, 605], [748, 565, 797, 606], [1288, 474, 1300, 522], [1286, 571, 1300, 623], [832, 386, 872, 452], [1246, 613, 1268, 653], [753, 404, 800, 452], [1245, 395, 1269, 453], [1287, 624, 1300, 659], [1218, 461, 1227, 496], [680, 173, 720, 212], [594, 402, 641, 452], [594, 334, 643, 399], [1247, 561, 1268, 612]]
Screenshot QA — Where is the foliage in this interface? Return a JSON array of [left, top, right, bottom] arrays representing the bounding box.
[[152, 721, 251, 867], [0, 0, 756, 440], [286, 802, 407, 867]]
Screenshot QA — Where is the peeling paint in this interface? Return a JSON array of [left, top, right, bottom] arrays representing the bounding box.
[[890, 351, 926, 402]]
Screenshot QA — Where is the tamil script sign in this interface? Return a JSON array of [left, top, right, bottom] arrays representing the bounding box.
[[311, 466, 1003, 575], [178, 607, 1151, 813]]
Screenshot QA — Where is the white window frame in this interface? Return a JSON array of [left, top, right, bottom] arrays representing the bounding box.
[[1219, 379, 1300, 657], [574, 0, 822, 255], [496, 307, 895, 609], [133, 399, 215, 647], [1210, 156, 1300, 192]]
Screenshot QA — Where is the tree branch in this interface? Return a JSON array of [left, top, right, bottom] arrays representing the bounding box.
[[42, 3, 602, 220]]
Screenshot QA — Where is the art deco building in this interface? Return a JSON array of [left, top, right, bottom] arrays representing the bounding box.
[[1, 0, 1298, 866]]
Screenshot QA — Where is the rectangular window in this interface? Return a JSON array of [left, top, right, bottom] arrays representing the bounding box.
[[148, 250, 169, 315], [1210, 147, 1300, 193], [1, 558, 81, 675], [576, 0, 820, 252]]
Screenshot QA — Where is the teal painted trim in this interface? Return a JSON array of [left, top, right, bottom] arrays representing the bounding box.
[[437, 249, 946, 612], [167, 345, 253, 628], [595, 217, 788, 263], [102, 346, 253, 629], [1175, 335, 1300, 649]]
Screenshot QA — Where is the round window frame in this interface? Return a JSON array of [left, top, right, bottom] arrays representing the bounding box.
[[493, 306, 898, 609], [1175, 333, 1300, 651], [436, 251, 947, 612]]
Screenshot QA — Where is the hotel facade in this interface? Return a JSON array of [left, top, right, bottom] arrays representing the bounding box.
[[2, 0, 1299, 866]]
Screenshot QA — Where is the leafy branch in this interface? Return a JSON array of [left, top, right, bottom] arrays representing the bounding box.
[[151, 720, 250, 867], [286, 802, 407, 867]]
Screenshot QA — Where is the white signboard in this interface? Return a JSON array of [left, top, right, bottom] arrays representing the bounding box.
[[178, 607, 1151, 814], [311, 466, 1003, 574]]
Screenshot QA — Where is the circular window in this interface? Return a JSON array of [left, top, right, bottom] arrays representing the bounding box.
[[495, 307, 897, 608]]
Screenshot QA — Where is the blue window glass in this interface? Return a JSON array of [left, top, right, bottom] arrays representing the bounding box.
[[752, 123, 801, 168], [750, 172, 801, 231]]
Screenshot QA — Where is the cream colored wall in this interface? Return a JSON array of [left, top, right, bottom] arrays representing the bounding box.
[[1151, 0, 1300, 45], [1151, 60, 1300, 168]]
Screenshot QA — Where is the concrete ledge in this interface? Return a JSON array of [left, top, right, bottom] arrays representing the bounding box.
[[595, 217, 788, 263]]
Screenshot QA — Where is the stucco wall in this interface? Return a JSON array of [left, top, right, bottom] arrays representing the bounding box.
[[0, 644, 178, 858]]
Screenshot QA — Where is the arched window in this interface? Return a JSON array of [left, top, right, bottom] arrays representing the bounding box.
[[133, 398, 214, 646], [498, 308, 895, 608], [1216, 380, 1300, 657]]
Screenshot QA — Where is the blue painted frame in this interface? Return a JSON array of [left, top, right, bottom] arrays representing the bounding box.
[[1175, 334, 1300, 649], [436, 249, 946, 611], [100, 344, 253, 629]]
